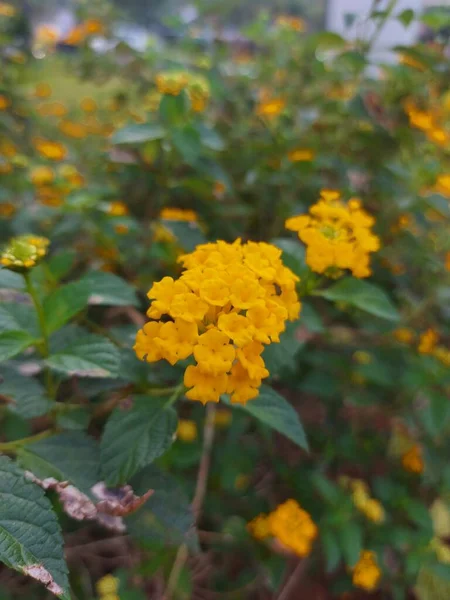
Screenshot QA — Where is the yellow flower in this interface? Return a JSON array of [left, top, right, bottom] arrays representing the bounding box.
[[1, 235, 49, 271], [256, 98, 286, 118], [0, 202, 16, 218], [247, 514, 271, 540], [352, 550, 381, 591], [393, 328, 415, 344], [34, 82, 52, 98], [160, 207, 198, 222], [33, 138, 67, 161], [177, 419, 197, 442], [63, 25, 86, 46], [134, 240, 301, 404], [156, 71, 189, 96], [275, 15, 306, 32], [0, 95, 10, 110], [35, 26, 58, 46], [399, 53, 425, 71], [433, 175, 450, 198], [285, 190, 380, 278], [80, 97, 98, 113], [402, 444, 424, 474], [427, 128, 449, 147], [418, 328, 438, 354], [268, 499, 318, 557], [30, 166, 54, 186], [59, 120, 88, 139], [0, 2, 16, 16], [288, 148, 314, 162], [107, 201, 129, 217], [213, 409, 232, 428], [96, 574, 119, 597], [36, 101, 68, 118], [83, 18, 104, 35]]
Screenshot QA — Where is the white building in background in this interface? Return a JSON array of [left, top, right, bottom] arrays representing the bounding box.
[[326, 0, 448, 62]]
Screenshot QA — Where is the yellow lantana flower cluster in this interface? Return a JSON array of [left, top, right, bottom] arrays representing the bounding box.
[[352, 550, 381, 591], [1, 235, 49, 270], [155, 71, 210, 112], [404, 99, 450, 148], [134, 240, 300, 404], [248, 499, 317, 557], [285, 190, 380, 278], [344, 478, 385, 524], [402, 444, 424, 474]]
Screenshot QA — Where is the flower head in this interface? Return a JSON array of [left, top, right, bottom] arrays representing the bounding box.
[[134, 240, 301, 404], [285, 190, 380, 278], [177, 419, 197, 442], [402, 444, 424, 474], [33, 138, 67, 161], [352, 550, 381, 591], [1, 235, 50, 271]]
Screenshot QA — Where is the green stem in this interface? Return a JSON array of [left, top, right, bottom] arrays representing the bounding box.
[[0, 429, 54, 453], [23, 271, 56, 399], [365, 0, 399, 54], [164, 382, 185, 409]]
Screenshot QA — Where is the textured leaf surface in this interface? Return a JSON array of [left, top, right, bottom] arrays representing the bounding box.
[[43, 281, 91, 334], [0, 331, 36, 362], [0, 367, 51, 418], [79, 271, 139, 307], [0, 303, 39, 337], [19, 432, 100, 495], [46, 333, 120, 378], [0, 269, 25, 290], [318, 278, 400, 321], [101, 395, 177, 486], [0, 456, 69, 599], [230, 385, 308, 450], [112, 123, 165, 144]]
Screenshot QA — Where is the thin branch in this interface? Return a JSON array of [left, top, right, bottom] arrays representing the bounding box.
[[164, 404, 217, 599], [276, 559, 309, 600]]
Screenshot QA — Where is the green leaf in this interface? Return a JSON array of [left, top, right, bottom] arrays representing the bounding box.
[[397, 8, 415, 27], [46, 333, 120, 378], [322, 530, 341, 572], [0, 456, 69, 599], [18, 432, 100, 496], [0, 303, 39, 337], [0, 331, 36, 362], [196, 123, 225, 151], [162, 220, 206, 252], [421, 8, 450, 31], [159, 93, 188, 126], [43, 281, 91, 334], [0, 368, 52, 418], [229, 385, 308, 450], [339, 521, 362, 567], [272, 238, 308, 278], [317, 278, 400, 321], [128, 465, 197, 549], [78, 271, 139, 307], [0, 269, 25, 290], [171, 125, 202, 162], [263, 321, 303, 377], [47, 250, 76, 281], [111, 123, 165, 145], [100, 395, 177, 486]]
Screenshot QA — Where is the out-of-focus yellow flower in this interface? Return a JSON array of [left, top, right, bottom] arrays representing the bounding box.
[[58, 120, 88, 139], [83, 18, 104, 35], [433, 346, 450, 367], [0, 95, 10, 110], [393, 328, 415, 344], [36, 186, 64, 208], [0, 202, 16, 218], [275, 15, 306, 32], [35, 26, 58, 47], [107, 201, 129, 217], [286, 190, 380, 278], [256, 98, 286, 118], [288, 148, 314, 162], [63, 25, 86, 46], [1, 235, 50, 270], [58, 164, 84, 188], [34, 82, 52, 99], [0, 2, 16, 17], [433, 174, 450, 198], [399, 53, 425, 71], [30, 165, 54, 186], [80, 97, 98, 113], [427, 128, 449, 147], [176, 419, 197, 442], [114, 223, 129, 235], [418, 328, 438, 354], [247, 514, 271, 540], [268, 500, 318, 557], [352, 551, 381, 591], [0, 139, 17, 158], [214, 181, 226, 199], [214, 409, 232, 428], [402, 444, 424, 474], [96, 574, 119, 598], [36, 101, 68, 118], [160, 207, 197, 222], [156, 71, 189, 96], [33, 138, 67, 161], [343, 478, 385, 524], [353, 351, 372, 365]]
